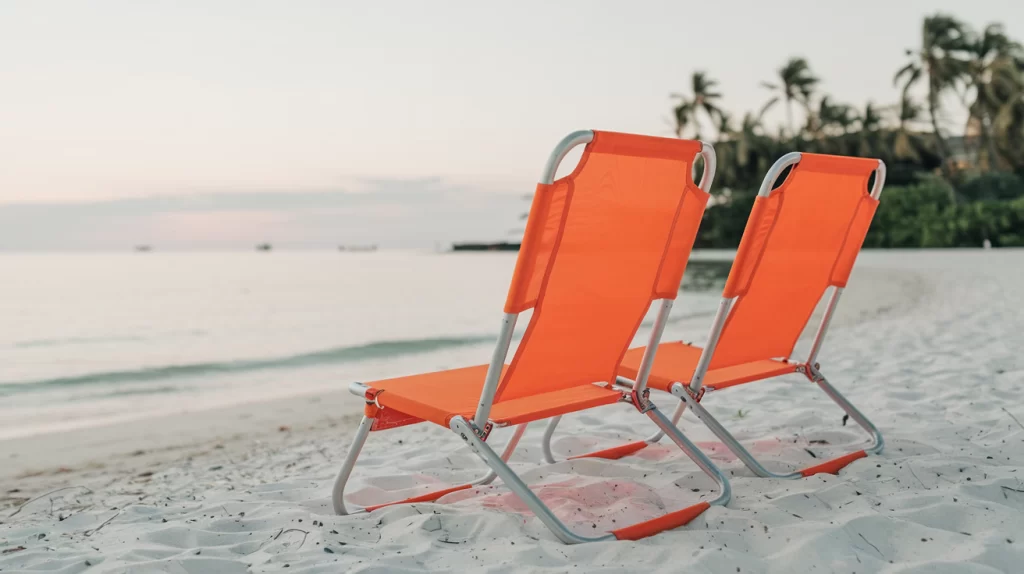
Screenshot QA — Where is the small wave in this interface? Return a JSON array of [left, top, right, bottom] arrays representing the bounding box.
[[0, 335, 494, 394], [102, 385, 181, 398], [14, 335, 146, 348], [13, 330, 207, 349]]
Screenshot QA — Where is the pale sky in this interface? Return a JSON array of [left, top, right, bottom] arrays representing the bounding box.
[[0, 0, 1020, 248]]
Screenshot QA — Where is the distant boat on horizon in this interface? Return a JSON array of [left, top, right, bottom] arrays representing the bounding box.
[[451, 196, 527, 252], [134, 245, 152, 252], [451, 241, 520, 252], [339, 244, 378, 252], [256, 243, 272, 252]]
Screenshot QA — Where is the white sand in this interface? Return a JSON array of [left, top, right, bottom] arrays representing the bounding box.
[[2, 250, 1023, 573]]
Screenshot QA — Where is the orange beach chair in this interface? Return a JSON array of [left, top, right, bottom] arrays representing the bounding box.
[[541, 152, 886, 479], [332, 130, 730, 543]]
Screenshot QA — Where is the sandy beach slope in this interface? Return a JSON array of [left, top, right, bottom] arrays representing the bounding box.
[[2, 250, 1022, 573]]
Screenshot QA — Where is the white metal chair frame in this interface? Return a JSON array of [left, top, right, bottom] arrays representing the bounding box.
[[331, 131, 731, 544], [541, 152, 887, 480]]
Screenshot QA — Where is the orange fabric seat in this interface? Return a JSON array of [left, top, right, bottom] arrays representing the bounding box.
[[369, 365, 623, 428], [361, 131, 711, 432], [619, 342, 798, 392], [619, 153, 881, 393]]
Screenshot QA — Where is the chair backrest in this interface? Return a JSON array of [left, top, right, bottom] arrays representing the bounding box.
[[709, 153, 883, 370], [495, 131, 711, 401]]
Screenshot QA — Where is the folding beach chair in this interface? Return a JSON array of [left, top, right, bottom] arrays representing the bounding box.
[[541, 152, 886, 479], [332, 130, 731, 543]]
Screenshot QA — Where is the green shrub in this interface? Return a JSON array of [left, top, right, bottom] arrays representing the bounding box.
[[863, 178, 954, 247], [866, 179, 1024, 247], [697, 176, 1024, 249], [958, 172, 1024, 202]]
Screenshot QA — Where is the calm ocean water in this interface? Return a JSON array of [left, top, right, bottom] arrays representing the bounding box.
[[0, 251, 727, 439]]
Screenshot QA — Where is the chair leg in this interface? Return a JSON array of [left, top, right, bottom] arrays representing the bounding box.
[[540, 399, 685, 463], [669, 369, 882, 479], [540, 415, 563, 463], [332, 417, 528, 515], [333, 416, 373, 514], [815, 374, 885, 455], [451, 405, 730, 544]]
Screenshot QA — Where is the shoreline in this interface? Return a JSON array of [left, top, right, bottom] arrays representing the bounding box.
[[0, 391, 365, 484], [0, 262, 921, 489]]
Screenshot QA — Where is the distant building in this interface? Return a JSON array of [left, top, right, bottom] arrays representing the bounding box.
[[946, 135, 981, 171]]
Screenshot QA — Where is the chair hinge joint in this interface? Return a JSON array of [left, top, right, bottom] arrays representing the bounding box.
[[455, 419, 493, 443], [474, 422, 494, 441], [629, 388, 654, 413], [365, 388, 383, 407], [686, 384, 706, 403], [801, 363, 825, 383]]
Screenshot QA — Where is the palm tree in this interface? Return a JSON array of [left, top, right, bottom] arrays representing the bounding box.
[[806, 95, 833, 140], [714, 111, 733, 143], [815, 96, 858, 135], [761, 57, 819, 137], [708, 107, 775, 193], [992, 69, 1024, 170], [731, 109, 777, 187], [804, 96, 857, 154], [671, 71, 724, 140], [858, 102, 886, 157], [892, 95, 926, 162], [833, 104, 858, 135], [733, 112, 762, 166], [894, 14, 972, 178], [964, 24, 1024, 169], [860, 102, 884, 132]]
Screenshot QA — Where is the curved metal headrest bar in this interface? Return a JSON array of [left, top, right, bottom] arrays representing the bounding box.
[[870, 160, 886, 199], [539, 130, 595, 185], [758, 152, 887, 200], [756, 152, 802, 197], [697, 141, 717, 193], [540, 131, 717, 195]]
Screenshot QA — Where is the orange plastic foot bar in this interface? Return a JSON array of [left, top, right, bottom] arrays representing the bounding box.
[[363, 483, 474, 512], [567, 440, 649, 461], [798, 450, 867, 477], [611, 501, 710, 541]]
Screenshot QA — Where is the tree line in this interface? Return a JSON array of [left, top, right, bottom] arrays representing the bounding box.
[[676, 14, 1024, 248]]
